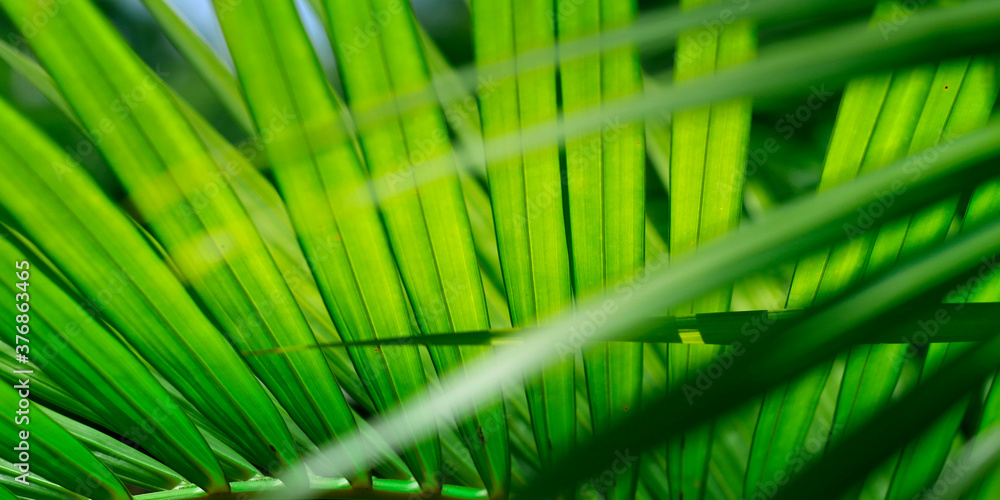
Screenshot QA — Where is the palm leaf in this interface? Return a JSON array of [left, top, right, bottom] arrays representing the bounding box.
[[871, 53, 998, 500], [287, 78, 1000, 498], [558, 1, 645, 498], [48, 413, 185, 492], [668, 1, 755, 498], [748, 4, 998, 493], [0, 0, 373, 477], [319, 0, 510, 494], [527, 160, 1000, 497], [471, 0, 576, 475], [0, 223, 223, 490], [210, 0, 442, 488], [0, 0, 998, 497], [0, 387, 129, 500], [0, 80, 293, 478]]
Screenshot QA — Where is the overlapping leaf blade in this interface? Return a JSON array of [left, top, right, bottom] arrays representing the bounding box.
[[524, 121, 1000, 496], [471, 0, 576, 477], [1, 25, 376, 417], [137, 0, 253, 133], [0, 85, 294, 481], [210, 0, 440, 489], [558, 1, 645, 498], [668, 1, 755, 498], [48, 413, 185, 492], [0, 0, 997, 497], [0, 0, 360, 476], [876, 53, 997, 500], [0, 387, 129, 500], [745, 5, 998, 496], [319, 0, 510, 494], [0, 221, 223, 490]]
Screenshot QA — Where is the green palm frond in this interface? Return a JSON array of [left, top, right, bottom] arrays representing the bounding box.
[[0, 0, 998, 498]]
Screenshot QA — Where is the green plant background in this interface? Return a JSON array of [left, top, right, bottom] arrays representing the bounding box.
[[0, 0, 998, 499]]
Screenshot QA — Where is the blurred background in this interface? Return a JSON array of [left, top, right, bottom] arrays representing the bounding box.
[[0, 0, 856, 214], [0, 0, 910, 269], [0, 0, 926, 321], [1, 2, 997, 497]]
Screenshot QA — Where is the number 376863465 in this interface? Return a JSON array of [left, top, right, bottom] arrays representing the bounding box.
[[14, 261, 29, 363]]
